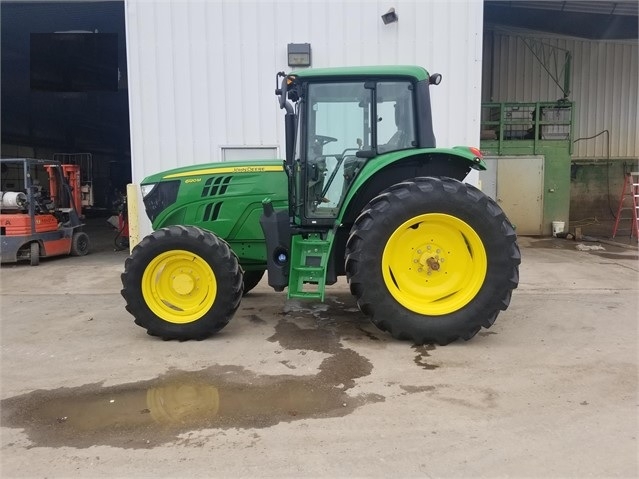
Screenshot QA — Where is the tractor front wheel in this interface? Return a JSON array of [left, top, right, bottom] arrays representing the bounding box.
[[345, 177, 520, 345], [121, 225, 242, 340]]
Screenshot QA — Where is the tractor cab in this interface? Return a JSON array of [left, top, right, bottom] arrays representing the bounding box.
[[275, 66, 441, 226]]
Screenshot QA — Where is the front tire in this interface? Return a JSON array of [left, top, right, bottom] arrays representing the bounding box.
[[345, 177, 520, 345], [121, 225, 243, 340]]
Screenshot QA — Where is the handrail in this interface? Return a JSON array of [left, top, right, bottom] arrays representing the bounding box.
[[480, 101, 574, 155]]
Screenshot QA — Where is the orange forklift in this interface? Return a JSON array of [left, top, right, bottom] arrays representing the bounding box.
[[0, 158, 89, 266]]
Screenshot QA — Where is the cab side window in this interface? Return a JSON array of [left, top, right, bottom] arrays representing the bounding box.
[[376, 82, 416, 154]]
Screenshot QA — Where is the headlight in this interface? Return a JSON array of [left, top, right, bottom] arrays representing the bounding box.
[[140, 183, 157, 198], [142, 180, 180, 222]]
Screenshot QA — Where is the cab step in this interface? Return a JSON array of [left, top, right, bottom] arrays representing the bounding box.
[[287, 233, 331, 300]]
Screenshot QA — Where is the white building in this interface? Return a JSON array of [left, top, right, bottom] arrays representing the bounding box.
[[124, 0, 485, 234]]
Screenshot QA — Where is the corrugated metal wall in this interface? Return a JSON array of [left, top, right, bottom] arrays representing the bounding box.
[[485, 30, 638, 159], [124, 0, 484, 185]]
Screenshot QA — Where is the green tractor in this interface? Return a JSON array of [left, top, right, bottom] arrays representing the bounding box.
[[121, 66, 520, 344]]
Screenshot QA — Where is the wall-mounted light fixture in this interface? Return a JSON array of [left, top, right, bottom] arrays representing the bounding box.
[[381, 7, 398, 24], [287, 43, 311, 67]]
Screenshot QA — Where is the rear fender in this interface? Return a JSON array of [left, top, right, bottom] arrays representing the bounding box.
[[336, 147, 485, 225]]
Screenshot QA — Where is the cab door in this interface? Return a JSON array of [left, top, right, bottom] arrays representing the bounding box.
[[299, 81, 372, 225]]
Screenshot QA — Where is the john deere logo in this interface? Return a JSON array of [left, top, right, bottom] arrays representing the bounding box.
[[231, 166, 267, 173]]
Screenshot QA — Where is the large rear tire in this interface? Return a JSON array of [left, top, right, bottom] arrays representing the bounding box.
[[345, 177, 520, 345], [121, 225, 243, 340]]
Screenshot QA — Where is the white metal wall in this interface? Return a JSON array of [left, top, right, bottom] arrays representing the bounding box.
[[485, 30, 638, 159], [125, 0, 484, 184], [124, 0, 484, 236]]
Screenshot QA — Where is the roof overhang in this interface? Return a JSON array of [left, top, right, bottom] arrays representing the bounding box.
[[485, 1, 639, 40]]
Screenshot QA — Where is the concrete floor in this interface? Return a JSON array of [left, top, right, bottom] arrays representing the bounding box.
[[1, 226, 637, 478]]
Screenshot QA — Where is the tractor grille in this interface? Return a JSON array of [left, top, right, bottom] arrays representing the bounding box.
[[202, 202, 222, 222], [201, 176, 232, 197]]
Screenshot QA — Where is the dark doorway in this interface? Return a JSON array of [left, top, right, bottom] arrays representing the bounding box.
[[1, 1, 131, 213]]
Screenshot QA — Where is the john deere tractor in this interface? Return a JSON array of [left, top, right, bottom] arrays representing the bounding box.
[[121, 66, 520, 344]]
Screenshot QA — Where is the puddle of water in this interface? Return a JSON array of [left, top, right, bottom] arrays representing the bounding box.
[[527, 238, 571, 250], [592, 252, 639, 261], [277, 294, 386, 345], [527, 238, 638, 258], [2, 292, 450, 450], [247, 314, 266, 324], [400, 385, 436, 393], [478, 331, 498, 337], [1, 320, 383, 449], [412, 344, 439, 370]]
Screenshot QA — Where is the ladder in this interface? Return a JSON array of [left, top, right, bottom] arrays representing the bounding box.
[[287, 233, 332, 301], [612, 172, 639, 240]]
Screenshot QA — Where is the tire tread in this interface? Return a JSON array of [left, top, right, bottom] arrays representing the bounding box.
[[121, 226, 242, 340], [345, 176, 520, 345]]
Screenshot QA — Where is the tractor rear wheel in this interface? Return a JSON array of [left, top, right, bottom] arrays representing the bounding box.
[[121, 225, 243, 340], [242, 270, 265, 295], [345, 177, 520, 345]]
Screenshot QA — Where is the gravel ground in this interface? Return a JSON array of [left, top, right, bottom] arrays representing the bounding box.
[[1, 234, 637, 478]]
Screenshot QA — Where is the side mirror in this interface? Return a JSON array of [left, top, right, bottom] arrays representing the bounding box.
[[278, 76, 289, 109]]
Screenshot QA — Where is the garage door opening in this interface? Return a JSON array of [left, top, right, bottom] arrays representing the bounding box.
[[1, 1, 131, 216]]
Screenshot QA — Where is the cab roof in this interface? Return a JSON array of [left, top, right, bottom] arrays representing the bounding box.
[[290, 65, 429, 82]]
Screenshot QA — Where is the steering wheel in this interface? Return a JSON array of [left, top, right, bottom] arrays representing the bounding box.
[[313, 135, 338, 147]]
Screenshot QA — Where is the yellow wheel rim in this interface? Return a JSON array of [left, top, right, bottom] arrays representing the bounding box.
[[142, 250, 217, 324], [381, 213, 487, 316]]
